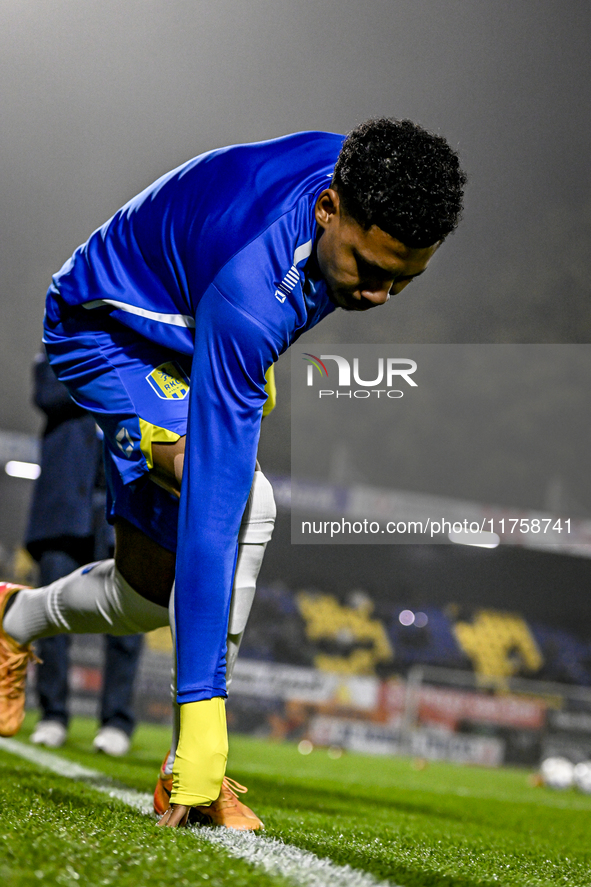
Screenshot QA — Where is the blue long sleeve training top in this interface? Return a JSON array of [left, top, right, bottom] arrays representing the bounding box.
[[45, 131, 342, 702]]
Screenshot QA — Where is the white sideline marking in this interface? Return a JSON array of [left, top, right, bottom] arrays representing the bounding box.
[[0, 737, 399, 887]]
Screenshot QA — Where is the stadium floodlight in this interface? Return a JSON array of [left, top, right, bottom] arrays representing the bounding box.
[[4, 460, 41, 480], [448, 530, 500, 549]]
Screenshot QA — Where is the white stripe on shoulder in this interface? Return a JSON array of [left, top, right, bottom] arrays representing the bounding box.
[[293, 240, 313, 266], [83, 299, 195, 329]]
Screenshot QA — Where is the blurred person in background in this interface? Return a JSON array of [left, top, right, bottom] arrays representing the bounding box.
[[25, 352, 143, 756]]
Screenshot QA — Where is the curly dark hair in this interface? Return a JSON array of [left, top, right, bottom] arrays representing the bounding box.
[[332, 118, 467, 247]]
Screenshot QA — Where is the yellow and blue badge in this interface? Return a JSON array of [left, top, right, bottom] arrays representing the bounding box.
[[146, 362, 190, 400]]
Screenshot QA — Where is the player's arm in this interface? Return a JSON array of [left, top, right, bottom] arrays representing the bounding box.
[[149, 364, 275, 498], [167, 284, 280, 812]]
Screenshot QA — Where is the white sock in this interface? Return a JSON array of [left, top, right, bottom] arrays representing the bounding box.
[[228, 469, 275, 688], [237, 469, 276, 545], [164, 583, 179, 777], [3, 559, 169, 646], [226, 543, 266, 688]]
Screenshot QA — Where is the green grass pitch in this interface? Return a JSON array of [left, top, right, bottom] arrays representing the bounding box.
[[1, 713, 591, 886]]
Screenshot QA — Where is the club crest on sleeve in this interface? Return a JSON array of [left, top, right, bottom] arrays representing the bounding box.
[[146, 362, 190, 400]]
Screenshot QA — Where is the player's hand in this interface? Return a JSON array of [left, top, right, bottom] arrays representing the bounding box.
[[156, 804, 191, 828]]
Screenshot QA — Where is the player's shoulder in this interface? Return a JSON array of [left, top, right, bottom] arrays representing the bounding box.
[[203, 129, 344, 167], [173, 130, 344, 198], [237, 129, 345, 162], [182, 131, 344, 300], [127, 130, 344, 254]]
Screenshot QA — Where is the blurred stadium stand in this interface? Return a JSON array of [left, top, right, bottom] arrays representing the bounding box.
[[3, 430, 591, 767]]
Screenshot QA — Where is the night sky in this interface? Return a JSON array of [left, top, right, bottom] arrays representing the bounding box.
[[2, 1, 590, 441]]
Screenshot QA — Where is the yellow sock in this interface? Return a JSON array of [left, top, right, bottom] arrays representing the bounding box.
[[171, 697, 228, 806]]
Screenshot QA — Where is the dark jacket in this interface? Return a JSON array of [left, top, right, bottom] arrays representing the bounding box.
[[25, 353, 103, 558]]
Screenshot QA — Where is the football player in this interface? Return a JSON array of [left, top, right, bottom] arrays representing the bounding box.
[[0, 118, 466, 828]]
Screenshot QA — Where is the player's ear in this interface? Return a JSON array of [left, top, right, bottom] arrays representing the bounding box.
[[315, 188, 340, 230]]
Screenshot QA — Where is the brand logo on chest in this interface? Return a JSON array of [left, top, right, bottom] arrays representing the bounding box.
[[275, 240, 313, 303]]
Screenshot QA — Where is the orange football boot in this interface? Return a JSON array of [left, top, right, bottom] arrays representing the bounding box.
[[154, 751, 264, 830], [0, 583, 40, 737]]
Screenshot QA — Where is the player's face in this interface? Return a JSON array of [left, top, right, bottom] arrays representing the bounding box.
[[314, 189, 439, 312]]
